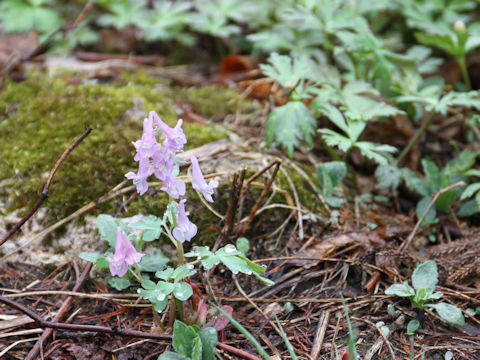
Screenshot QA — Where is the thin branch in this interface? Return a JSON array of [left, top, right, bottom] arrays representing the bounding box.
[[399, 181, 465, 252], [0, 127, 92, 247]]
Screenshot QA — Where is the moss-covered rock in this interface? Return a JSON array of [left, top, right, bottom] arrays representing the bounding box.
[[0, 70, 242, 221]]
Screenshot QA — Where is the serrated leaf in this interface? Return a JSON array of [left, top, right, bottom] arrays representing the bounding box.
[[428, 303, 465, 326], [260, 52, 311, 88], [412, 260, 438, 291], [265, 101, 317, 157], [318, 129, 353, 152], [355, 142, 397, 165]]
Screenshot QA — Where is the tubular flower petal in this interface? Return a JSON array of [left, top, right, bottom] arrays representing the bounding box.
[[172, 199, 197, 243], [191, 156, 219, 203], [109, 227, 143, 277]]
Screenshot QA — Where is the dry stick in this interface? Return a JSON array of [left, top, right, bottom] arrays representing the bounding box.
[[217, 342, 263, 360], [310, 310, 330, 360], [221, 169, 245, 246], [0, 127, 92, 247], [0, 293, 172, 341], [24, 262, 93, 360], [352, 316, 396, 360], [399, 181, 465, 252], [236, 161, 281, 237]]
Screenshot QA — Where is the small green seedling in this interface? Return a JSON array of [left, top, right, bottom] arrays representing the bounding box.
[[316, 161, 347, 208], [386, 260, 465, 326], [158, 320, 217, 360]]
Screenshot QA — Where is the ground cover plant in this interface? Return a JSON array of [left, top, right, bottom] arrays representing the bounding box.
[[1, 0, 480, 359]]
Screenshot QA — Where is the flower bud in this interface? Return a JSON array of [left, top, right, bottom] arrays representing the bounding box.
[[454, 20, 466, 33]]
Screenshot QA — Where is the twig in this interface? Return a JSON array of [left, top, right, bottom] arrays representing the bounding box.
[[236, 160, 281, 237], [221, 169, 245, 246], [310, 310, 330, 360], [352, 316, 396, 360], [399, 181, 465, 252], [217, 342, 263, 360], [0, 127, 92, 247], [0, 294, 172, 341], [25, 262, 93, 360]]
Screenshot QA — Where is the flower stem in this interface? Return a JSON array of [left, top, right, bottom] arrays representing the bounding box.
[[397, 109, 436, 165], [457, 56, 471, 91], [176, 240, 185, 265], [195, 190, 223, 219]]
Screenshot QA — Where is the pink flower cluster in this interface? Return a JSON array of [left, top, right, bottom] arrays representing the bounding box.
[[125, 111, 187, 198]]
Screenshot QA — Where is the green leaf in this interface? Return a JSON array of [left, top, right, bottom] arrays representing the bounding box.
[[172, 265, 197, 282], [323, 161, 347, 188], [79, 252, 103, 264], [138, 252, 170, 272], [412, 260, 438, 291], [173, 282, 193, 301], [416, 196, 438, 226], [130, 215, 164, 242], [173, 321, 199, 358], [406, 319, 419, 335], [428, 303, 465, 326], [385, 282, 415, 298], [457, 199, 480, 217], [355, 142, 397, 165], [198, 327, 218, 360], [375, 164, 401, 190], [108, 277, 131, 291], [191, 336, 203, 360], [422, 159, 442, 191], [260, 52, 312, 89], [236, 238, 250, 256], [318, 129, 353, 153], [158, 351, 187, 360], [265, 101, 317, 157], [97, 214, 119, 248], [461, 183, 480, 200]]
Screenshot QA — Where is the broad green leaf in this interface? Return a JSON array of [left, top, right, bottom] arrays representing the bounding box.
[[412, 260, 438, 291], [375, 164, 401, 190], [198, 327, 218, 360], [156, 267, 175, 280], [385, 282, 415, 297], [429, 303, 465, 326], [108, 277, 131, 291], [416, 196, 438, 226], [457, 199, 480, 217], [130, 215, 164, 242], [265, 101, 317, 157], [422, 159, 442, 191], [218, 255, 251, 275], [172, 265, 196, 282], [191, 336, 203, 360], [97, 214, 119, 248], [461, 183, 480, 200], [138, 252, 170, 272], [406, 319, 419, 335], [79, 252, 102, 264], [323, 161, 347, 188], [173, 282, 193, 301], [260, 53, 311, 88], [173, 321, 199, 358], [158, 351, 186, 360], [236, 238, 250, 256]]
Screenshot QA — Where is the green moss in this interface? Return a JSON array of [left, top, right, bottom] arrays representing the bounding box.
[[178, 85, 251, 118], [0, 71, 234, 221]]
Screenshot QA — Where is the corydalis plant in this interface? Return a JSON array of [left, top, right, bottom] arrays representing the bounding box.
[[81, 111, 271, 329]]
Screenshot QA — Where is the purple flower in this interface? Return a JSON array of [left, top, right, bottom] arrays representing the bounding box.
[[150, 111, 187, 153], [133, 116, 159, 161], [191, 156, 218, 203], [161, 176, 186, 199], [109, 227, 143, 277], [173, 199, 197, 243]]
